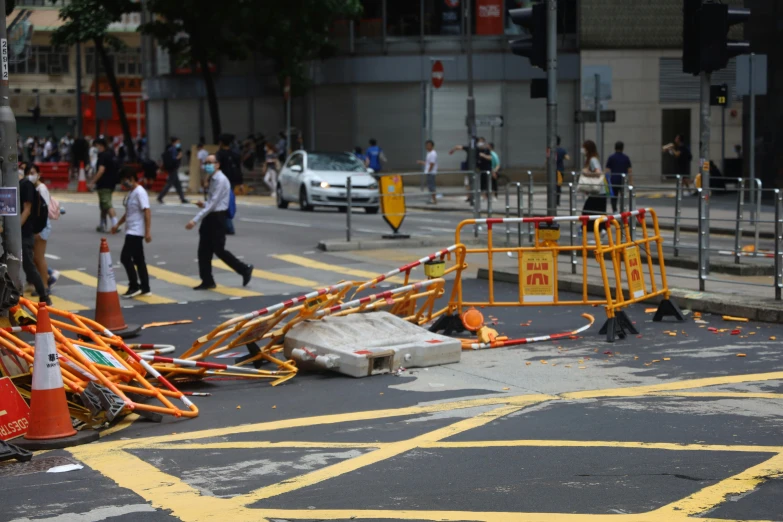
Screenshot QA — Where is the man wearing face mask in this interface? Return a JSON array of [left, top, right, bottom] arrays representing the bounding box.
[[157, 136, 189, 204], [185, 155, 253, 290], [90, 138, 119, 233]]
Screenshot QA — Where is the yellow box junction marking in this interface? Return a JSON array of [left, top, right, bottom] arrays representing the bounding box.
[[213, 259, 322, 289], [66, 371, 783, 522], [272, 254, 407, 284], [146, 265, 261, 298], [60, 270, 176, 305], [48, 294, 90, 312]]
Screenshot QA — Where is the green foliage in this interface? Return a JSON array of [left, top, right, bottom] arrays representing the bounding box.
[[252, 0, 363, 95], [49, 0, 136, 50]]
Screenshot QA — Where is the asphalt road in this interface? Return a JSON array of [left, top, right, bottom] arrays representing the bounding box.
[[2, 192, 783, 522]]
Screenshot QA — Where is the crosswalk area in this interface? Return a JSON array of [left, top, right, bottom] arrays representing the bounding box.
[[42, 252, 407, 312]]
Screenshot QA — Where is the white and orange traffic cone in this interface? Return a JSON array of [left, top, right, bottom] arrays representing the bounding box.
[[17, 304, 98, 450], [95, 238, 140, 339], [77, 161, 88, 193]]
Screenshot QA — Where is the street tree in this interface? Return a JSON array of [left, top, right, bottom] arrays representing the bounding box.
[[252, 0, 362, 98], [50, 0, 138, 161], [141, 0, 250, 144]]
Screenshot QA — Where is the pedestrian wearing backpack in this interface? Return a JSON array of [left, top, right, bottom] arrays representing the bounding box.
[[157, 137, 189, 204], [90, 138, 119, 233], [31, 165, 61, 293], [19, 164, 50, 305], [112, 168, 152, 298]]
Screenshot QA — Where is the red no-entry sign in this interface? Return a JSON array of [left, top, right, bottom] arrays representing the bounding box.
[[431, 61, 444, 89]]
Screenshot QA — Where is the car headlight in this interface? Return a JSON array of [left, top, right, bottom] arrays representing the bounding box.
[[368, 182, 379, 190], [311, 180, 330, 189]]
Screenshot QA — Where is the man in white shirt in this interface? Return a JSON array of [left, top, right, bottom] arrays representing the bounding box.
[[185, 155, 253, 290], [43, 138, 54, 162], [112, 168, 152, 297], [417, 140, 438, 204]]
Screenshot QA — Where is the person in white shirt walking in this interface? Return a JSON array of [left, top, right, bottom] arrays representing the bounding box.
[[112, 168, 152, 297], [417, 140, 438, 204], [185, 155, 253, 290]]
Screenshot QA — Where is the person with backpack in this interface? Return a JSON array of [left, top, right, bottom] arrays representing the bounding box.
[[157, 136, 189, 204], [19, 164, 50, 305], [366, 139, 386, 173], [217, 134, 242, 235], [112, 167, 152, 298], [30, 165, 61, 292], [90, 138, 119, 233]]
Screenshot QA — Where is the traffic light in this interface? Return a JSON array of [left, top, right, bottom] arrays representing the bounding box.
[[508, 3, 546, 70], [682, 0, 751, 75]]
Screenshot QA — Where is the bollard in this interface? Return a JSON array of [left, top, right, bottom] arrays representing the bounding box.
[[734, 179, 744, 265], [698, 188, 707, 292], [775, 189, 782, 300], [486, 172, 493, 218], [569, 182, 577, 275], [753, 178, 762, 257], [516, 182, 522, 246], [346, 176, 352, 243], [674, 175, 682, 257], [619, 173, 627, 213], [473, 171, 480, 238], [527, 170, 534, 243], [628, 185, 636, 241], [504, 183, 510, 246]]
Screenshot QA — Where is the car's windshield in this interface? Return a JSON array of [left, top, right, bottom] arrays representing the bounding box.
[[308, 153, 367, 172]]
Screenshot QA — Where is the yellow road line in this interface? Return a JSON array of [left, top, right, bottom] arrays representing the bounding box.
[[272, 254, 407, 283], [213, 260, 322, 289], [650, 391, 783, 400], [147, 441, 384, 450], [243, 403, 528, 502], [60, 270, 176, 305], [145, 266, 261, 298], [651, 452, 783, 517], [49, 294, 89, 311], [426, 440, 783, 453]]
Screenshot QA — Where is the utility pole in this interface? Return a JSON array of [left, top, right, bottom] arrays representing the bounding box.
[[465, 0, 476, 184], [76, 41, 82, 137], [0, 0, 23, 291], [699, 71, 711, 273], [545, 0, 557, 216]]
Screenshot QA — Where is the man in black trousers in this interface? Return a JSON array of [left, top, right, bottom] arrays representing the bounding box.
[[185, 154, 253, 290]]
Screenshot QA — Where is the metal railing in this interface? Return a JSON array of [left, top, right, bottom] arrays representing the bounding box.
[[339, 168, 782, 300]]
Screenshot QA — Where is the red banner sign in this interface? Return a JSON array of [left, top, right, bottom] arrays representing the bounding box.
[[0, 377, 30, 440], [476, 0, 504, 35]]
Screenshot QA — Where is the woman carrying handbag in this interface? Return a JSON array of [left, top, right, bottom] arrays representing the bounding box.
[[577, 140, 610, 235]]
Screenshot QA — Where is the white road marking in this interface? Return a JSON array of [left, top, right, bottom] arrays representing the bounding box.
[[239, 217, 311, 228], [9, 504, 156, 522], [156, 261, 166, 265], [44, 253, 60, 260]]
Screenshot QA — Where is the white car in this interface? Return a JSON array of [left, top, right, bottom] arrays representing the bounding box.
[[276, 151, 380, 213]]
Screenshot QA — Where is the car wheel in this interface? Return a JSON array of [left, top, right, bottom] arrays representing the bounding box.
[[299, 186, 313, 211], [276, 185, 288, 209], [365, 206, 379, 215]]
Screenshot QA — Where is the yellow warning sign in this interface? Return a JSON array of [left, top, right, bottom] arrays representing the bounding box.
[[521, 251, 555, 303], [625, 246, 646, 299], [380, 175, 406, 233]]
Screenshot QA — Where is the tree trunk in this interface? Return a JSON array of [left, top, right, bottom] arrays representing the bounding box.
[[95, 37, 137, 163], [195, 47, 221, 143]]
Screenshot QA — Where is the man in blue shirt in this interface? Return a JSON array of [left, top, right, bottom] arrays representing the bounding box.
[[366, 139, 385, 173], [605, 141, 632, 213]]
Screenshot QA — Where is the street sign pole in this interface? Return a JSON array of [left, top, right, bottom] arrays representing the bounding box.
[[700, 71, 711, 274], [285, 77, 291, 156], [0, 0, 22, 292], [465, 0, 476, 184], [594, 74, 601, 164], [545, 0, 557, 216], [749, 53, 755, 213]]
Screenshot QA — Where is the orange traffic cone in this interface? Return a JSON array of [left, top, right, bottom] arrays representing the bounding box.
[[94, 238, 140, 339], [18, 304, 98, 449], [77, 161, 88, 192]]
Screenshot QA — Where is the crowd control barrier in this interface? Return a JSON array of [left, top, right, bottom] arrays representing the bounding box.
[[4, 298, 199, 421], [450, 209, 683, 342]]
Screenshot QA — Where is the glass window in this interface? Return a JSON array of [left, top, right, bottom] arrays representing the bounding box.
[[307, 152, 367, 172], [387, 0, 420, 37], [424, 0, 462, 36], [286, 154, 304, 169]]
